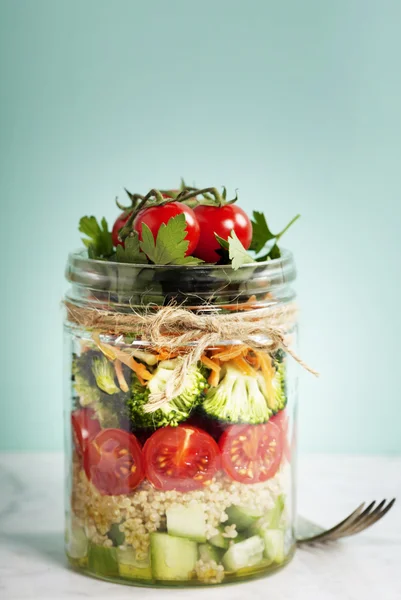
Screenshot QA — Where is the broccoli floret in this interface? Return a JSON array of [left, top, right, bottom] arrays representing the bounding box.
[[71, 350, 131, 428], [257, 360, 287, 414], [202, 363, 273, 424], [92, 356, 120, 395], [72, 351, 102, 406], [128, 359, 208, 429], [203, 358, 287, 424]]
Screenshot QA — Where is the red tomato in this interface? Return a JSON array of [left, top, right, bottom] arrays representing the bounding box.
[[112, 211, 131, 247], [271, 410, 292, 462], [143, 425, 220, 491], [219, 422, 282, 484], [133, 202, 200, 256], [71, 408, 101, 458], [193, 204, 253, 263], [84, 429, 144, 496]]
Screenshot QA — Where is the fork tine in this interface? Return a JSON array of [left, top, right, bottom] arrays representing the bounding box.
[[345, 499, 386, 534], [297, 503, 366, 545], [347, 499, 396, 536], [331, 500, 378, 537]]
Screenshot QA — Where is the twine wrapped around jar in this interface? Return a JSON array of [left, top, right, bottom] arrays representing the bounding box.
[[65, 301, 318, 412]]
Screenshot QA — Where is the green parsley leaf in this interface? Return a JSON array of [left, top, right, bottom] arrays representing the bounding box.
[[115, 232, 148, 264], [214, 233, 229, 250], [139, 214, 204, 265], [79, 216, 113, 259], [250, 212, 300, 258], [214, 233, 230, 263], [249, 211, 275, 253], [228, 230, 255, 270]]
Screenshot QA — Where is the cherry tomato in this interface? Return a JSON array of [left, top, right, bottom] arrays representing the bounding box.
[[143, 425, 220, 491], [219, 422, 282, 484], [193, 204, 253, 263], [271, 410, 292, 462], [112, 211, 131, 247], [133, 202, 200, 256], [71, 408, 101, 458], [84, 429, 144, 495]]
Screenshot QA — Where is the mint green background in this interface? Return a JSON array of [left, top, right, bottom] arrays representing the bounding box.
[[0, 0, 400, 453]]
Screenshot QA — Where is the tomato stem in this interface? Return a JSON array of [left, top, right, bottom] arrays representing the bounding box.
[[176, 187, 225, 206], [118, 189, 169, 242]]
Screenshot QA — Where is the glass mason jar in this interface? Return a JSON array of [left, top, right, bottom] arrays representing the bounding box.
[[63, 250, 298, 586]]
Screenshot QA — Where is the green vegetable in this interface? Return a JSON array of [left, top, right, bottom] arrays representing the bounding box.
[[116, 232, 147, 264], [222, 536, 264, 571], [198, 543, 222, 564], [107, 523, 126, 547], [117, 548, 152, 580], [72, 351, 130, 428], [257, 361, 287, 413], [72, 354, 101, 407], [128, 359, 208, 429], [87, 543, 119, 576], [150, 532, 198, 580], [248, 495, 286, 536], [202, 363, 273, 424], [166, 503, 207, 542], [226, 505, 264, 531], [227, 230, 255, 270], [79, 216, 113, 259], [250, 212, 300, 260], [140, 214, 203, 265], [92, 356, 120, 395], [262, 529, 285, 564], [65, 524, 88, 559], [209, 529, 230, 550]]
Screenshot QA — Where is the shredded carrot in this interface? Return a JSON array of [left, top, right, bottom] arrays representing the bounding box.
[[114, 359, 129, 392], [154, 348, 181, 360], [128, 356, 153, 381], [208, 369, 220, 387], [92, 333, 117, 361], [246, 352, 261, 370], [232, 356, 257, 377], [136, 373, 146, 386], [221, 294, 257, 311], [212, 345, 248, 361], [201, 355, 221, 372], [92, 335, 153, 381]]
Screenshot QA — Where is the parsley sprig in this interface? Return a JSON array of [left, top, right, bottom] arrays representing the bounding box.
[[78, 184, 300, 270], [79, 216, 113, 259]]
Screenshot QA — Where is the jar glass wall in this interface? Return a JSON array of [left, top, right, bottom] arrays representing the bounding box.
[[64, 251, 298, 586]]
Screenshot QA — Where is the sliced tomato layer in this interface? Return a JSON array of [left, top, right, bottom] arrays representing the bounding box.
[[84, 429, 144, 496], [270, 409, 292, 462], [143, 425, 220, 491], [219, 422, 283, 484], [71, 408, 101, 458]]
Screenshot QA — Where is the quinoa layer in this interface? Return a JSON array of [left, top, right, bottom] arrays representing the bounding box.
[[71, 455, 290, 561]]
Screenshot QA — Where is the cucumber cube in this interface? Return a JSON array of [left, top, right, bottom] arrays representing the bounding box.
[[209, 531, 230, 550], [117, 548, 152, 580], [66, 525, 88, 559], [88, 543, 119, 576], [166, 503, 206, 542], [226, 505, 264, 531], [222, 535, 264, 572], [263, 529, 285, 564], [198, 543, 222, 564], [150, 533, 198, 581]]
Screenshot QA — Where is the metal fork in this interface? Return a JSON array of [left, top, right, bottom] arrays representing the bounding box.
[[296, 498, 396, 546]]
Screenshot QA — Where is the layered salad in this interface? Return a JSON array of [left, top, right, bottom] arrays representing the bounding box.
[[65, 182, 298, 585]]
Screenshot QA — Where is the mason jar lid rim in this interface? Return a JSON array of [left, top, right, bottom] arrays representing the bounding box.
[[67, 247, 294, 271]]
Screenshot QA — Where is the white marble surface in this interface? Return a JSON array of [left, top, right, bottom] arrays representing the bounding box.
[[0, 453, 400, 600]]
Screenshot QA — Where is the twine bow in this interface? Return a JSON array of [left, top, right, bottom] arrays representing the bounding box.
[[65, 301, 318, 412]]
